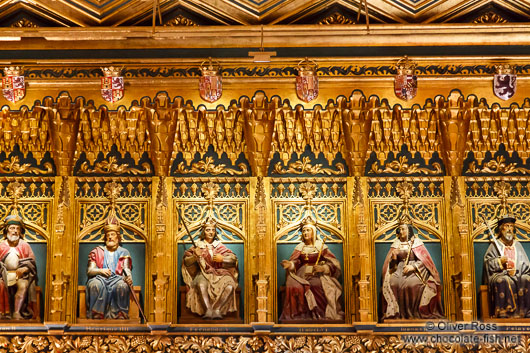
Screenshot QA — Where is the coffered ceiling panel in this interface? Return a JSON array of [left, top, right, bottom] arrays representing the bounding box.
[[0, 0, 529, 27]]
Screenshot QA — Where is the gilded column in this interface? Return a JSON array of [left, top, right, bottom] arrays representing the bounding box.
[[49, 176, 73, 324], [452, 176, 473, 321], [251, 176, 271, 323], [355, 176, 373, 322], [152, 176, 171, 323]]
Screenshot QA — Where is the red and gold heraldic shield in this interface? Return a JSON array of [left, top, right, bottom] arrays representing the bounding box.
[[296, 74, 319, 103], [2, 75, 25, 103], [296, 58, 319, 103], [101, 76, 124, 103], [199, 75, 222, 103], [394, 74, 417, 101]]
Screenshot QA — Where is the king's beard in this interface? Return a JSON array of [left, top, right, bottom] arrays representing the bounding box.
[[7, 234, 19, 245], [503, 231, 514, 244]]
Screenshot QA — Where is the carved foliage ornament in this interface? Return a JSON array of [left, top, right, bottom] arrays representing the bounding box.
[[201, 182, 220, 201], [493, 64, 516, 101], [164, 14, 198, 26], [0, 156, 53, 175], [493, 180, 512, 216], [493, 180, 511, 200], [177, 156, 248, 175], [299, 182, 317, 200], [319, 13, 355, 25], [396, 181, 414, 201], [6, 334, 530, 353], [79, 156, 151, 175], [11, 18, 39, 27], [296, 58, 318, 103], [199, 58, 222, 103], [7, 182, 25, 201], [370, 156, 442, 175], [104, 182, 123, 205], [394, 56, 417, 101], [467, 156, 530, 175], [273, 156, 345, 175], [101, 67, 124, 103], [2, 66, 25, 103], [474, 11, 508, 23]]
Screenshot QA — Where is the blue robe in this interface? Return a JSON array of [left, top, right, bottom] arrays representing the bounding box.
[[86, 246, 132, 319], [484, 241, 530, 318]]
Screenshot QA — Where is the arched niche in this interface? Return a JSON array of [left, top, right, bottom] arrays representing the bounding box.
[[175, 217, 246, 322], [76, 212, 147, 319], [373, 220, 446, 321], [275, 220, 345, 323], [0, 202, 50, 322], [471, 205, 530, 319], [12, 222, 47, 321]]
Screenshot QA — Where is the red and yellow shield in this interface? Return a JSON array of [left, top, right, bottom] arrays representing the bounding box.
[[2, 67, 25, 103], [394, 56, 417, 101], [199, 58, 222, 103], [296, 58, 318, 103], [101, 67, 124, 103]]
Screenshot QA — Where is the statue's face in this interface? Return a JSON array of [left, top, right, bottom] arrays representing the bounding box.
[[398, 224, 409, 241], [302, 226, 314, 244], [204, 225, 216, 243], [500, 222, 515, 243], [6, 224, 21, 245], [105, 230, 120, 250]]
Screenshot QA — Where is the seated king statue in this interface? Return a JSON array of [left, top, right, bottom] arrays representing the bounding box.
[[182, 217, 239, 319], [86, 214, 133, 319], [0, 214, 38, 319], [484, 214, 530, 318]]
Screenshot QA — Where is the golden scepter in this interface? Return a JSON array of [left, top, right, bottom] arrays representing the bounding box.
[[176, 206, 212, 283], [403, 225, 426, 285], [312, 223, 332, 275]]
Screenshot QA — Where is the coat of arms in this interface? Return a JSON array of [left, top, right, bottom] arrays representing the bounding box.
[[493, 64, 516, 101], [394, 56, 417, 101], [296, 58, 318, 103], [101, 67, 124, 103], [199, 58, 222, 103], [2, 67, 25, 103]]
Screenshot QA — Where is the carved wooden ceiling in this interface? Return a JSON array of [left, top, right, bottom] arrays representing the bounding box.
[[1, 0, 529, 27]]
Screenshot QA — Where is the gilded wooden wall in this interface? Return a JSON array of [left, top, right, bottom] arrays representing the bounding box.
[[0, 57, 529, 351]]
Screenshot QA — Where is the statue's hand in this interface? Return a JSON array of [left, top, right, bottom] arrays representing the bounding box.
[[194, 247, 203, 257], [100, 269, 112, 277], [313, 265, 325, 274], [213, 254, 224, 262], [124, 276, 133, 286], [500, 256, 508, 268], [281, 260, 293, 270], [15, 268, 27, 278], [403, 265, 415, 275]]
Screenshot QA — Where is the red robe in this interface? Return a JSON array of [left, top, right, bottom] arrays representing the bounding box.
[[280, 241, 343, 321], [182, 240, 239, 316], [88, 246, 132, 274], [0, 239, 37, 317], [381, 238, 443, 320]]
